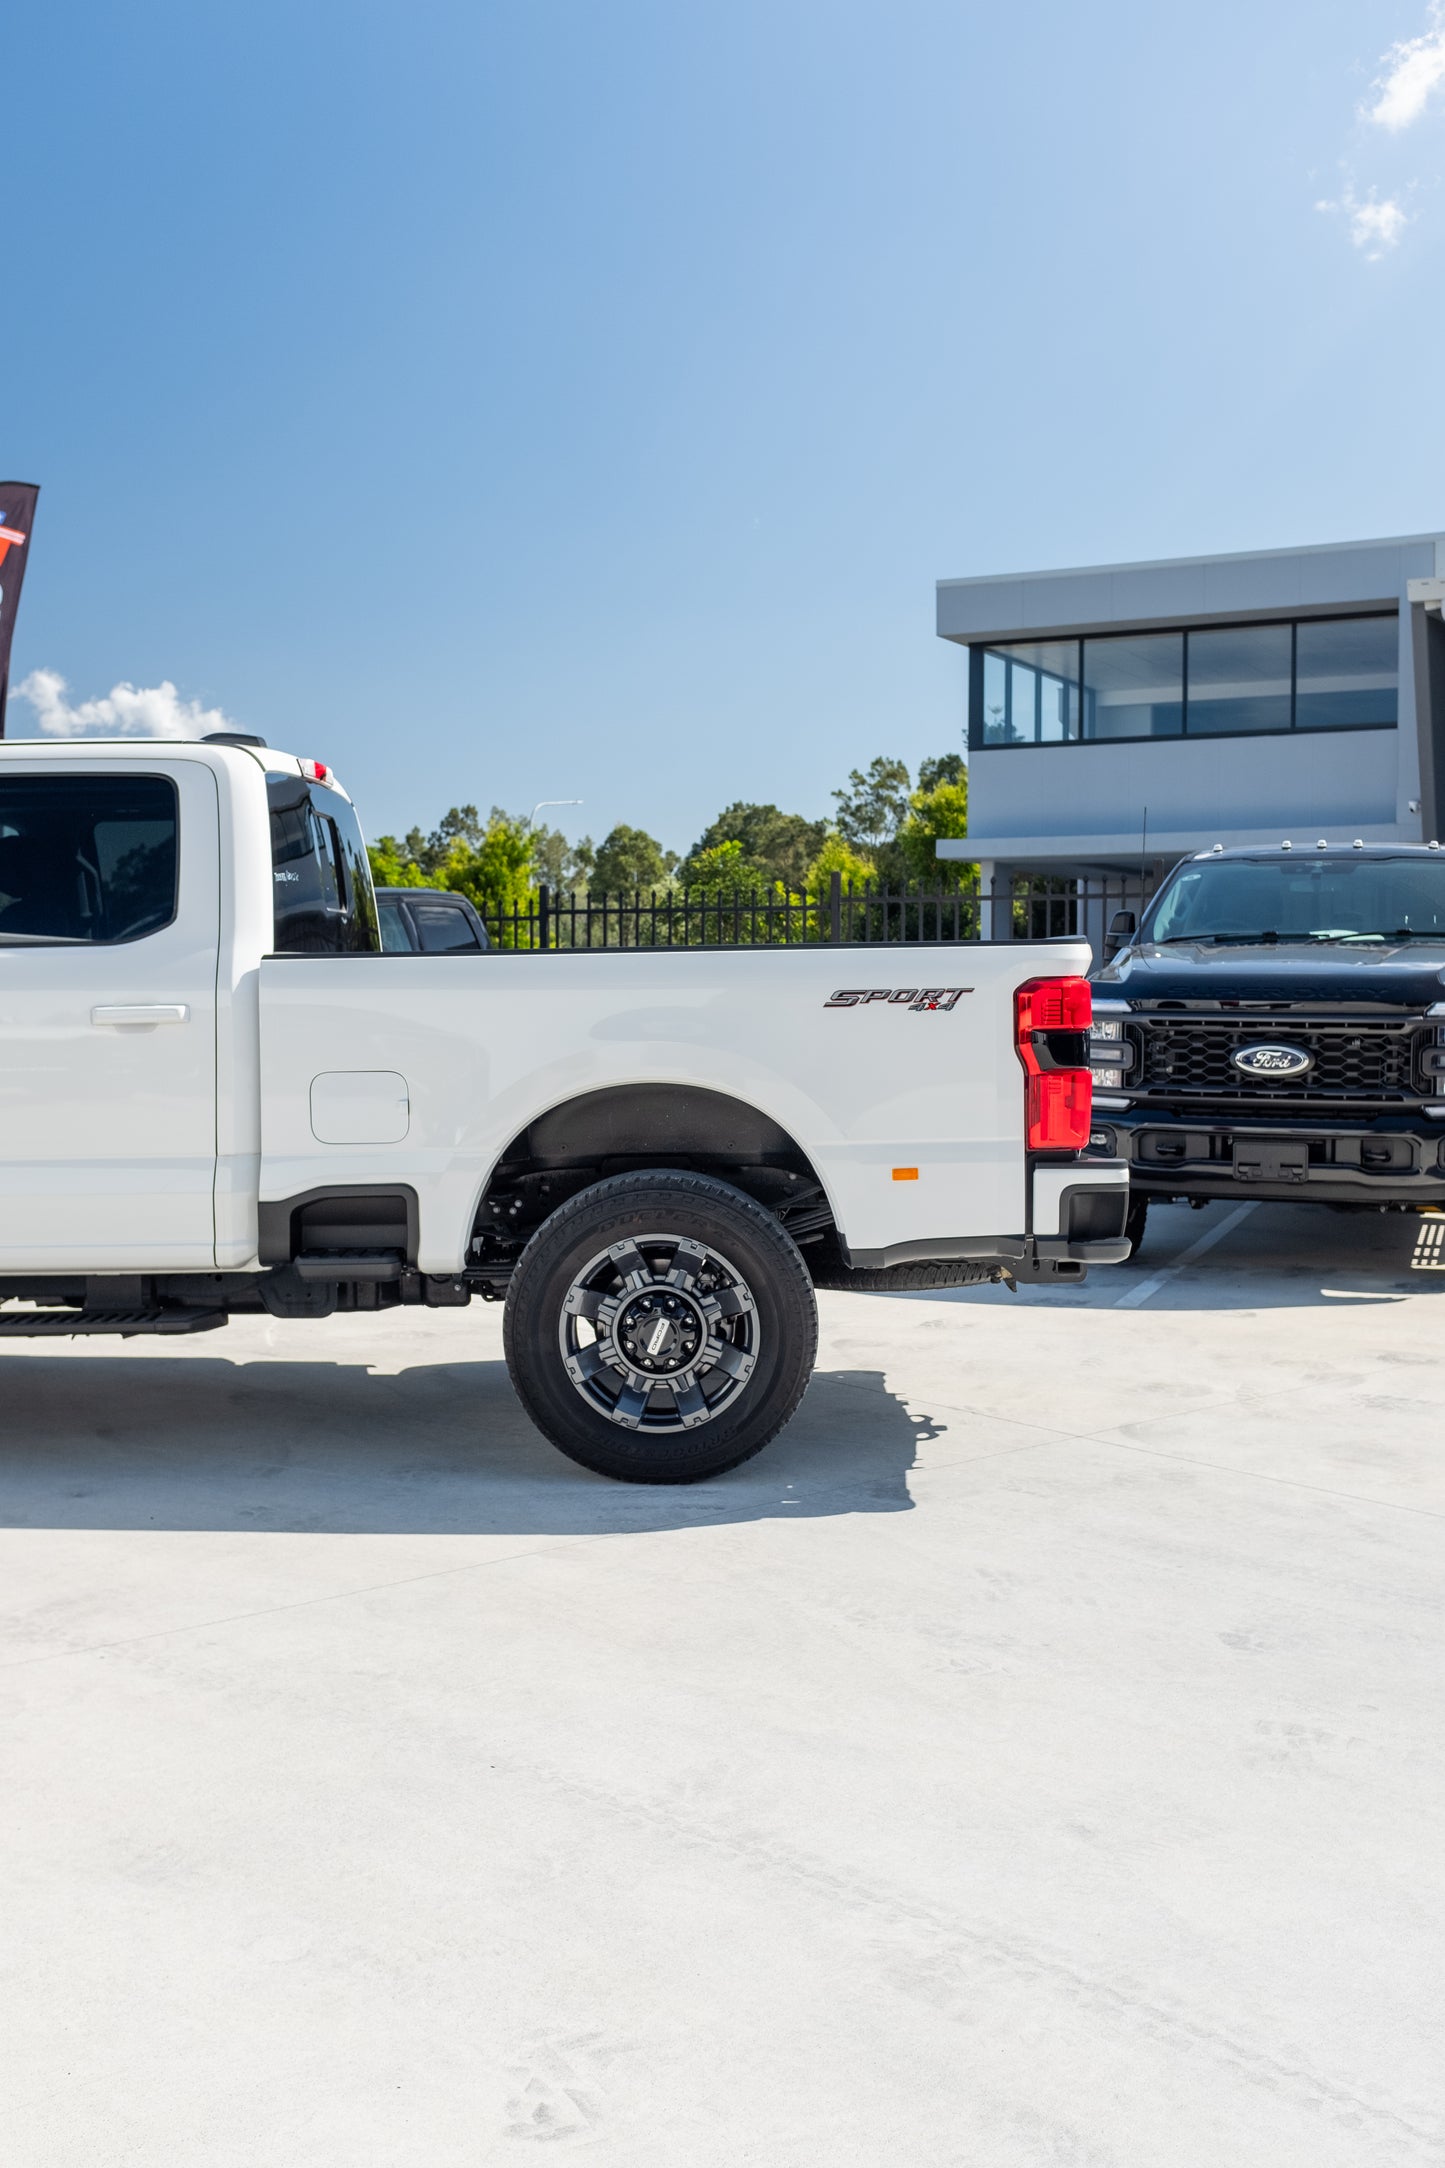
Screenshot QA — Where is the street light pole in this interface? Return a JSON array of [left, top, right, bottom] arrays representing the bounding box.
[[528, 798, 582, 829]]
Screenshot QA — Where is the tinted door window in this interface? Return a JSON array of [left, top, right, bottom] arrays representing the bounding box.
[[0, 774, 178, 944]]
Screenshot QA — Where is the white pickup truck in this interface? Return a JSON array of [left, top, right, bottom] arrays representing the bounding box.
[[0, 737, 1129, 1481]]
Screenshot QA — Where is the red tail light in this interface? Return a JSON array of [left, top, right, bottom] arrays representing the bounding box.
[[1015, 975, 1092, 1151], [300, 759, 331, 784]]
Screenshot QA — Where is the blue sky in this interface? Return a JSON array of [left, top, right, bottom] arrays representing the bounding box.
[[5, 0, 1445, 853]]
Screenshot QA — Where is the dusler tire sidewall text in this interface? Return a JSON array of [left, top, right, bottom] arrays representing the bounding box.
[[503, 1170, 819, 1483]]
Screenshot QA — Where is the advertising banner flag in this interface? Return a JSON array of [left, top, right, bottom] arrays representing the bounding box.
[[0, 482, 39, 737]]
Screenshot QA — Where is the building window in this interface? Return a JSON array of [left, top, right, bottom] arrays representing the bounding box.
[[1080, 632, 1183, 740], [969, 613, 1397, 747], [1295, 616, 1398, 730], [978, 640, 1078, 744], [1184, 622, 1292, 735]]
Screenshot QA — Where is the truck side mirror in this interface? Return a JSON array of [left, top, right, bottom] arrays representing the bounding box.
[[1102, 909, 1136, 962]]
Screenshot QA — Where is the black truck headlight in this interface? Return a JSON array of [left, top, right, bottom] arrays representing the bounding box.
[[1090, 1019, 1129, 1076]]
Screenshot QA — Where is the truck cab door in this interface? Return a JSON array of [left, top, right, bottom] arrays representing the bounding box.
[[0, 758, 220, 1269]]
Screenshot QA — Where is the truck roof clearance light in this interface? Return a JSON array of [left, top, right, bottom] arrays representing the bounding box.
[[299, 760, 331, 785], [1015, 976, 1092, 1152]]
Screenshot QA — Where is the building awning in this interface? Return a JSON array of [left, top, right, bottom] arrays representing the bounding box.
[[938, 821, 1417, 867]]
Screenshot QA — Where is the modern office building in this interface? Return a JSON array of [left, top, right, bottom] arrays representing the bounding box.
[[935, 532, 1445, 935]]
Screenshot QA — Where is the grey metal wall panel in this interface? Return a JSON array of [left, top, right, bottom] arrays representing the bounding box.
[[1302, 547, 1407, 607], [937, 534, 1444, 644], [936, 579, 1026, 641], [1198, 556, 1306, 616], [1105, 563, 1205, 621], [1395, 609, 1421, 821], [1019, 572, 1117, 628], [968, 728, 1398, 842]]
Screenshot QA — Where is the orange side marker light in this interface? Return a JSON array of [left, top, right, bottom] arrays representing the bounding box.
[[892, 1167, 919, 1181]]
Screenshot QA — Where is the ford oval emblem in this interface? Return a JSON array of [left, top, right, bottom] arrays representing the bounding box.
[[1230, 1042, 1314, 1078]]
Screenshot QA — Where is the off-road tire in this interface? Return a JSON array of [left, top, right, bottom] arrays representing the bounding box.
[[1125, 1193, 1149, 1258], [503, 1170, 819, 1483]]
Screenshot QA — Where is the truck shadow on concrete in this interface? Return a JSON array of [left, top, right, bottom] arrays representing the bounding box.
[[0, 1358, 938, 1536]]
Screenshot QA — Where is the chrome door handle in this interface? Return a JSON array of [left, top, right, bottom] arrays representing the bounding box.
[[91, 1004, 190, 1026]]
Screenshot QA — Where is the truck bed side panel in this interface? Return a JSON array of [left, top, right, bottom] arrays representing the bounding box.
[[257, 944, 1092, 1273]]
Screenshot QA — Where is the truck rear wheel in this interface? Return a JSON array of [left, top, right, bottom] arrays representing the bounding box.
[[503, 1170, 818, 1483]]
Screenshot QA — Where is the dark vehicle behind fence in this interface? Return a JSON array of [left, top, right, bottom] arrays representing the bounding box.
[[376, 886, 491, 954], [1088, 843, 1445, 1252]]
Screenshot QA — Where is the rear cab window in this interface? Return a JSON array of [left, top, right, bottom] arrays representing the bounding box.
[[373, 889, 492, 952], [268, 772, 380, 954], [412, 901, 484, 952]]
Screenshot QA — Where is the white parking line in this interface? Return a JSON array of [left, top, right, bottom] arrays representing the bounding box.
[[1113, 1202, 1258, 1309]]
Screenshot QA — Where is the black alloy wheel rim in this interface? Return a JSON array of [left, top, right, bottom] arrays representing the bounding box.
[[557, 1232, 760, 1432]]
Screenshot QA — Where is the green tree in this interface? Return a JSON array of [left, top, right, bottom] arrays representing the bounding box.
[[680, 838, 775, 892], [686, 803, 827, 891], [831, 757, 911, 855], [570, 836, 599, 888], [896, 777, 973, 886], [369, 806, 537, 941], [803, 832, 877, 889], [423, 814, 536, 944], [400, 805, 486, 878], [916, 751, 966, 794], [367, 836, 427, 888], [801, 832, 879, 940], [591, 824, 672, 893], [462, 816, 533, 909], [675, 839, 810, 946], [531, 823, 596, 892]]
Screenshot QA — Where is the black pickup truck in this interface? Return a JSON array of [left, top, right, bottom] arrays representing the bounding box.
[[1087, 843, 1445, 1253]]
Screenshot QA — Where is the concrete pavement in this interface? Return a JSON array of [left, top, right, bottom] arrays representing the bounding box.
[[1, 1201, 1442, 2165]]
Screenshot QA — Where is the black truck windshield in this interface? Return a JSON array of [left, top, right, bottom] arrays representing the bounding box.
[[1144, 856, 1445, 944]]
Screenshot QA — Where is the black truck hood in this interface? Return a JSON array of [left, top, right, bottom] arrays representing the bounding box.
[[1094, 939, 1445, 1009]]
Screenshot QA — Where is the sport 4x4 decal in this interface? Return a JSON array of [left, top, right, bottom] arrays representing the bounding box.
[[825, 987, 971, 1011]]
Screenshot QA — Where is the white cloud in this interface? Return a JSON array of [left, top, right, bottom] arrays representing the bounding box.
[[1366, 6, 1445, 131], [14, 667, 237, 740], [1351, 194, 1410, 250], [1315, 184, 1408, 257]]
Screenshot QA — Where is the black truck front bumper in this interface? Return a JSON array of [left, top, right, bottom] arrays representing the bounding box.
[[1091, 1106, 1445, 1206]]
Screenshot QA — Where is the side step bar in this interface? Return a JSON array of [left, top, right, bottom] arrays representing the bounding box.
[[291, 1251, 405, 1281], [0, 1308, 229, 1338]]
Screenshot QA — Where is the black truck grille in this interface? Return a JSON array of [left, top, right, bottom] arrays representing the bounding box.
[[1129, 1016, 1426, 1105]]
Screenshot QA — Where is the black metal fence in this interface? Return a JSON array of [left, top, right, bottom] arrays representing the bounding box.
[[477, 871, 1160, 959]]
